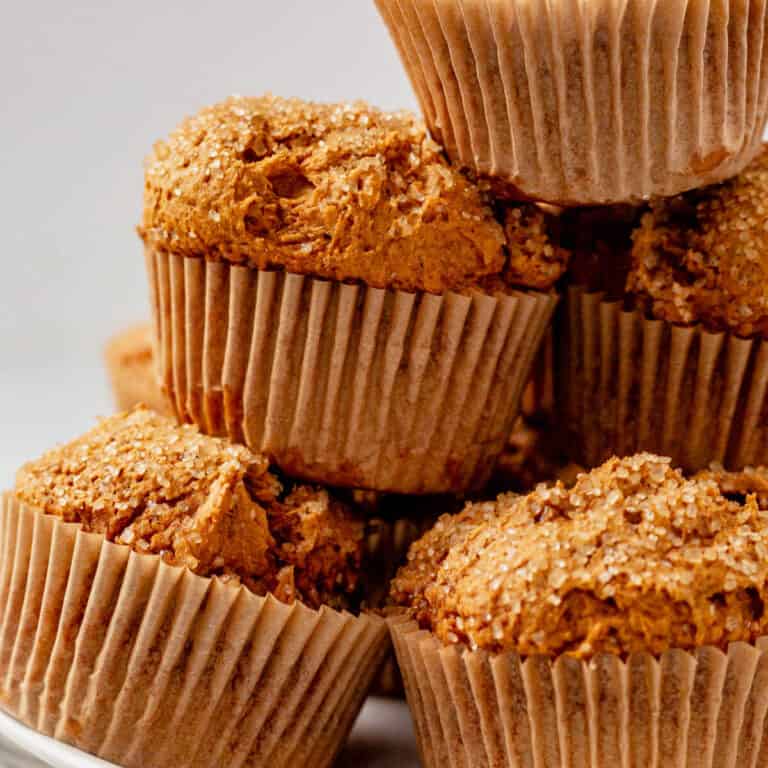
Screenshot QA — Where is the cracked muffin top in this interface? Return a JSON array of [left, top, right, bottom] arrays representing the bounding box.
[[14, 406, 363, 611], [140, 94, 568, 294], [628, 146, 768, 337], [392, 453, 768, 659]]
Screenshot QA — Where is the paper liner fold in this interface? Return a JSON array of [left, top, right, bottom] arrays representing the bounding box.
[[0, 495, 389, 768], [390, 616, 768, 768], [557, 286, 768, 472], [146, 250, 556, 494], [375, 0, 768, 205]]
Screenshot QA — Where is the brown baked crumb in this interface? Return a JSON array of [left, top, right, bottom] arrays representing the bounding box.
[[628, 146, 768, 337], [501, 205, 570, 291], [695, 465, 768, 509], [104, 323, 172, 417], [14, 407, 362, 610], [140, 94, 567, 294], [392, 453, 768, 658]]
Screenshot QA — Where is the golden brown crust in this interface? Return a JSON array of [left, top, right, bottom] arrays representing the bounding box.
[[501, 206, 570, 291], [695, 465, 768, 509], [392, 453, 768, 659], [628, 146, 768, 337], [104, 323, 172, 417], [140, 95, 567, 293], [14, 407, 363, 610]]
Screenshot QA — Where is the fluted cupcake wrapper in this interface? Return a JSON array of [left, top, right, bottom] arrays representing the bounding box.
[[390, 616, 768, 768], [0, 494, 389, 768], [362, 513, 443, 697], [375, 0, 768, 205], [146, 250, 557, 494], [557, 285, 768, 472]]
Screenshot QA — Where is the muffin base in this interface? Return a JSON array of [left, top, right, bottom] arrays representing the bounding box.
[[376, 0, 768, 204], [557, 285, 768, 472], [146, 250, 556, 494], [0, 494, 388, 768], [390, 615, 768, 768]]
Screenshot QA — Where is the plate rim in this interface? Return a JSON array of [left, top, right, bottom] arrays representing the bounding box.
[[0, 710, 116, 768]]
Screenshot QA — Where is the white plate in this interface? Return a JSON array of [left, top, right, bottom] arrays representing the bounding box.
[[0, 698, 419, 768]]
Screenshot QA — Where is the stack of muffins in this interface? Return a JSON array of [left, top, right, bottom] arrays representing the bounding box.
[[4, 2, 768, 767]]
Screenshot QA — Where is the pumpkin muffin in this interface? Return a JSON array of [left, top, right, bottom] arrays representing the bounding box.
[[389, 454, 768, 767], [141, 95, 562, 494], [557, 153, 768, 471], [0, 407, 388, 768], [104, 323, 172, 416], [375, 0, 768, 204]]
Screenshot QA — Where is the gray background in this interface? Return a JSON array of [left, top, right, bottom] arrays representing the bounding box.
[[0, 2, 419, 764]]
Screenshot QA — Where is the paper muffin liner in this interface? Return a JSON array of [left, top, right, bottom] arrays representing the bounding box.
[[557, 285, 768, 472], [0, 494, 389, 768], [390, 615, 768, 768], [362, 512, 444, 697], [146, 250, 557, 494], [521, 331, 554, 423], [375, 0, 768, 205]]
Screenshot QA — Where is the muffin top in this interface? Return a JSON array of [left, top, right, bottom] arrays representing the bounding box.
[[104, 323, 155, 372], [628, 146, 768, 337], [391, 453, 768, 659], [140, 94, 568, 294], [15, 407, 363, 610]]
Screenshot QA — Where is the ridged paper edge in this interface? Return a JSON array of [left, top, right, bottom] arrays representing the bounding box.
[[147, 250, 557, 494], [557, 285, 768, 472], [390, 615, 768, 768], [0, 495, 389, 768], [375, 0, 768, 204]]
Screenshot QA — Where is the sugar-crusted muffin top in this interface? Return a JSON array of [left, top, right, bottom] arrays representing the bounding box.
[[140, 94, 568, 294], [391, 453, 768, 659], [15, 407, 363, 610], [628, 146, 768, 337]]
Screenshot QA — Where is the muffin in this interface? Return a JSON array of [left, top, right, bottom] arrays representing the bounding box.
[[389, 454, 768, 767], [140, 95, 564, 494], [557, 153, 768, 470], [104, 322, 173, 416], [375, 0, 768, 205], [0, 407, 388, 768]]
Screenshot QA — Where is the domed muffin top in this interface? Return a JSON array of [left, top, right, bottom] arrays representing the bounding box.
[[15, 406, 363, 611], [140, 95, 568, 294], [628, 146, 768, 337], [391, 453, 768, 659]]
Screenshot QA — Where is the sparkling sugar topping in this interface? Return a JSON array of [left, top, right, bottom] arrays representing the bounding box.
[[392, 454, 768, 658], [15, 406, 364, 610]]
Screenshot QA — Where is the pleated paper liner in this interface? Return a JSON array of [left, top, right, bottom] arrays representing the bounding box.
[[557, 286, 768, 473], [362, 511, 446, 697], [374, 0, 768, 205], [390, 615, 768, 768], [0, 494, 389, 768], [146, 249, 557, 495]]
